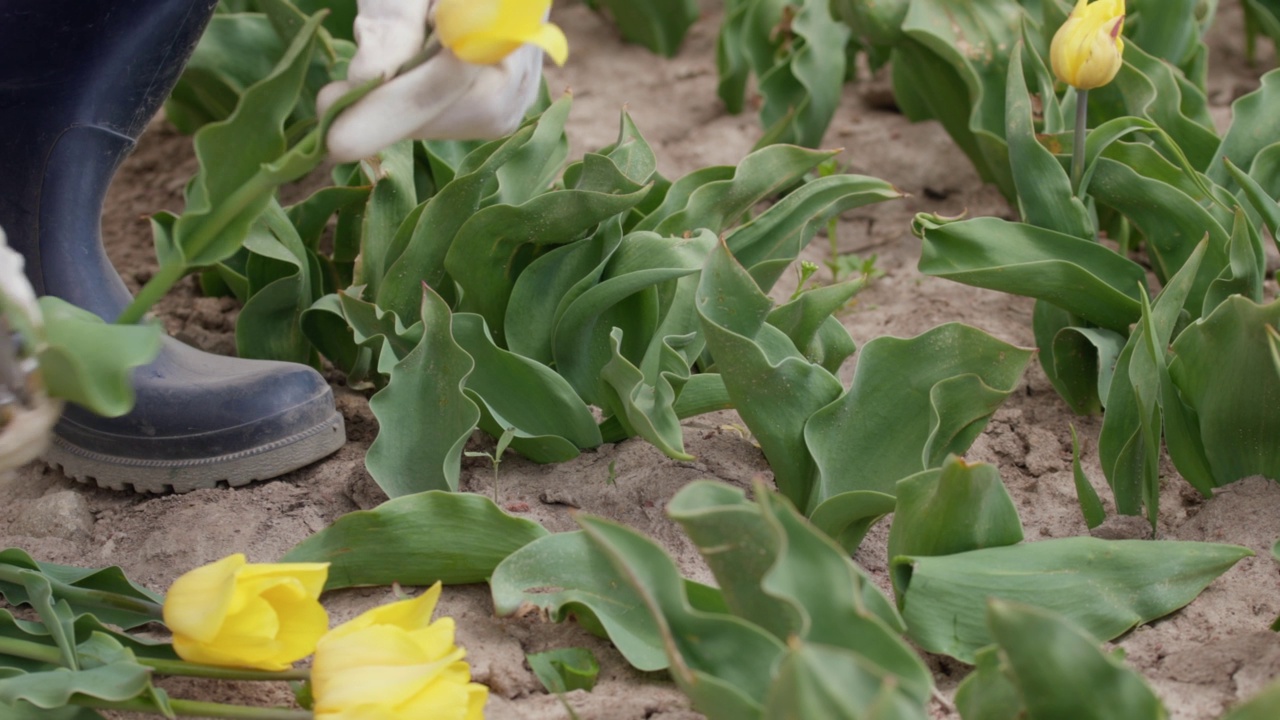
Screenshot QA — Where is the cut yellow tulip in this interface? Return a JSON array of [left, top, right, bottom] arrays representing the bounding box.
[[312, 583, 488, 720], [1050, 0, 1125, 90], [162, 554, 330, 671], [435, 0, 569, 66]]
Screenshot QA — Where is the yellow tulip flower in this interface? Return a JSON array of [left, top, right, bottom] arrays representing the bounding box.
[[162, 554, 330, 671], [435, 0, 569, 67], [1050, 0, 1125, 90], [312, 583, 488, 720]]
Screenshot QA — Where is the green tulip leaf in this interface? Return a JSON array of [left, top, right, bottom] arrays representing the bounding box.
[[0, 663, 151, 708], [954, 646, 1023, 720], [666, 482, 926, 703], [0, 550, 162, 632], [172, 12, 322, 268], [1099, 239, 1213, 518], [726, 174, 902, 291], [1168, 295, 1280, 485], [584, 0, 698, 56], [886, 458, 1024, 599], [505, 219, 624, 364], [696, 239, 844, 511], [762, 643, 929, 720], [985, 600, 1166, 720], [374, 115, 541, 321], [1088, 147, 1228, 308], [891, 0, 1023, 197], [1210, 70, 1280, 187], [1005, 42, 1090, 238], [35, 298, 162, 418], [283, 491, 547, 589], [753, 0, 851, 148], [1071, 425, 1108, 530], [805, 323, 1033, 507], [1224, 156, 1280, 247], [452, 313, 601, 459], [554, 230, 716, 406], [526, 648, 600, 694], [806, 490, 898, 555], [754, 491, 929, 702], [916, 214, 1146, 331], [638, 145, 835, 236], [490, 530, 723, 673], [1089, 41, 1218, 171], [236, 200, 317, 365], [575, 514, 786, 717], [1050, 324, 1127, 416], [894, 537, 1252, 663], [1203, 207, 1266, 314], [365, 286, 479, 496], [766, 279, 862, 374]]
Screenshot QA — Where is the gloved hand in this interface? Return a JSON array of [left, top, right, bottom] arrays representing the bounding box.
[[317, 0, 546, 162]]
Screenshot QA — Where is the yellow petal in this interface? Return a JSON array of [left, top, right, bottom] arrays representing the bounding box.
[[322, 585, 442, 645], [434, 0, 566, 66], [163, 554, 244, 644], [314, 630, 463, 711], [1049, 0, 1124, 89], [236, 561, 330, 599], [464, 681, 488, 720], [407, 616, 458, 661], [398, 664, 477, 720]]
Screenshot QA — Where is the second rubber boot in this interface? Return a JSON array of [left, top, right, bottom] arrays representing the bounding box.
[[0, 0, 346, 493]]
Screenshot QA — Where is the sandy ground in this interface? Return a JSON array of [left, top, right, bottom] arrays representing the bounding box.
[[3, 1, 1279, 718]]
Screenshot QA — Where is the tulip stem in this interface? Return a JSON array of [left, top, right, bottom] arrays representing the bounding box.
[[1071, 89, 1088, 196], [144, 657, 312, 682], [0, 564, 164, 620], [0, 635, 310, 682], [77, 697, 312, 719]]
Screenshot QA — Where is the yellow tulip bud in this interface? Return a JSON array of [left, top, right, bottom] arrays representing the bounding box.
[[312, 583, 488, 720], [1050, 0, 1125, 90], [435, 0, 569, 67], [162, 554, 329, 671]]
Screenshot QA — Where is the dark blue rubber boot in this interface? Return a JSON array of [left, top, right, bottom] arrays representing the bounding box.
[[0, 0, 345, 492]]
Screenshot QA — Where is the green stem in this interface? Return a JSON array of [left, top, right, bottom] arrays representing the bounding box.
[[115, 163, 285, 326], [1071, 89, 1089, 196], [116, 261, 187, 326], [142, 658, 311, 682], [0, 635, 62, 665], [78, 697, 311, 719], [0, 636, 309, 682], [0, 565, 164, 620]]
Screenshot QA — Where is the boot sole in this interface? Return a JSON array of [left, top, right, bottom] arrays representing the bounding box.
[[45, 411, 346, 494]]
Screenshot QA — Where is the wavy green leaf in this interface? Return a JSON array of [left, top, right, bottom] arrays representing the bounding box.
[[895, 537, 1252, 663], [282, 491, 547, 589], [805, 324, 1032, 506], [886, 458, 1023, 599], [1168, 295, 1280, 484], [584, 0, 698, 56], [984, 600, 1166, 720], [35, 299, 161, 418], [365, 287, 479, 496], [916, 214, 1146, 331]]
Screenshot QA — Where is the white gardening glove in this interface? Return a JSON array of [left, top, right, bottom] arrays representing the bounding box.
[[318, 0, 545, 163]]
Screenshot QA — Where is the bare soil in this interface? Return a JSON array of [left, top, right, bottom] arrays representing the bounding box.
[[3, 1, 1279, 718]]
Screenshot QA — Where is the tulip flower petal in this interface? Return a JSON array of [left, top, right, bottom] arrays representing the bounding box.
[[1049, 0, 1125, 90], [317, 650, 463, 709], [162, 554, 329, 670], [163, 554, 244, 644], [312, 585, 488, 719], [434, 0, 566, 66]]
